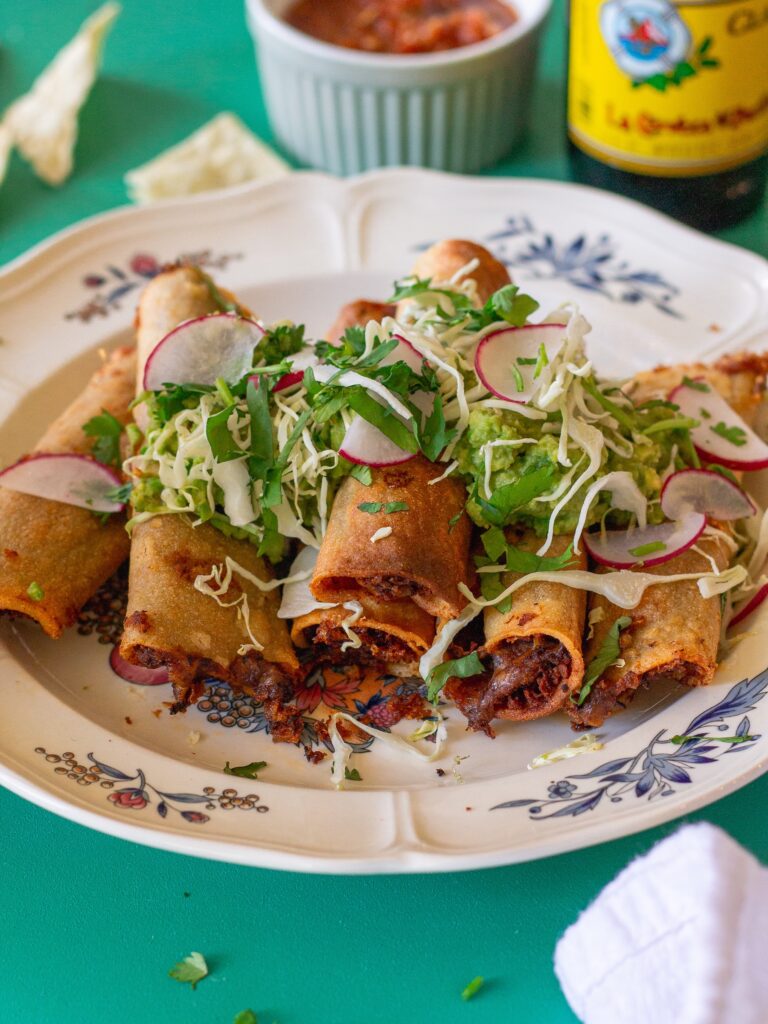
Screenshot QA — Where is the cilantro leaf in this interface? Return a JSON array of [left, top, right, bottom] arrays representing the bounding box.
[[573, 616, 632, 706], [427, 652, 485, 703], [384, 501, 409, 514], [82, 409, 124, 467], [358, 502, 382, 514], [461, 976, 485, 1001], [205, 403, 241, 462], [682, 376, 710, 392], [448, 509, 464, 532], [350, 464, 373, 486], [504, 543, 576, 574], [474, 464, 555, 526], [168, 951, 208, 989], [223, 760, 267, 779], [199, 270, 244, 315], [479, 572, 513, 614], [711, 421, 747, 447], [246, 377, 274, 466], [629, 540, 666, 557], [26, 581, 44, 602], [344, 767, 362, 781], [480, 526, 507, 562], [346, 390, 419, 453], [418, 394, 456, 462], [488, 284, 539, 327], [257, 323, 305, 365], [233, 1011, 258, 1024], [105, 482, 132, 505]]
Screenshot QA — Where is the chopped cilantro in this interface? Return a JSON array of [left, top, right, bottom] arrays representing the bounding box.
[[26, 581, 44, 602], [511, 363, 525, 393], [105, 482, 132, 505], [682, 376, 710, 392], [516, 356, 537, 365], [480, 526, 507, 562], [711, 421, 747, 447], [199, 269, 244, 315], [699, 407, 712, 420], [205, 403, 240, 462], [474, 464, 555, 527], [461, 976, 485, 1001], [448, 509, 463, 532], [257, 323, 306, 365], [573, 616, 632, 706], [168, 951, 208, 989], [628, 540, 666, 557], [418, 394, 456, 462], [427, 652, 485, 703], [644, 416, 700, 436], [246, 376, 275, 467], [358, 501, 409, 515], [358, 502, 382, 514], [223, 760, 267, 779], [533, 341, 549, 379], [708, 463, 738, 484], [233, 1011, 258, 1024], [82, 409, 124, 467], [350, 464, 373, 486], [384, 501, 409, 514], [344, 767, 362, 781]]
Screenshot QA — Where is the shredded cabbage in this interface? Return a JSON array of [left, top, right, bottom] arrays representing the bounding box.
[[328, 710, 446, 789]]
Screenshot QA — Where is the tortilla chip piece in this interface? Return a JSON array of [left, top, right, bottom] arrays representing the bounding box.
[[4, 2, 120, 186], [124, 113, 290, 204]]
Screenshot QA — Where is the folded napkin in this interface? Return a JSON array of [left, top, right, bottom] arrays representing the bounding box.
[[555, 823, 768, 1024]]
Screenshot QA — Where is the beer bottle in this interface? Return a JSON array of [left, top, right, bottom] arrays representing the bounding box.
[[567, 0, 768, 232]]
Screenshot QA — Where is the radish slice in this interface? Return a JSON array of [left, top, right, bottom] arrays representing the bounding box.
[[730, 583, 768, 628], [0, 454, 124, 512], [390, 334, 427, 372], [110, 645, 169, 685], [670, 378, 768, 471], [661, 468, 756, 521], [474, 324, 567, 404], [583, 510, 706, 568], [143, 313, 265, 391], [339, 415, 415, 467]]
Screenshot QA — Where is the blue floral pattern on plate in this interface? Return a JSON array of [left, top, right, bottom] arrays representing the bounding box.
[[492, 670, 767, 819]]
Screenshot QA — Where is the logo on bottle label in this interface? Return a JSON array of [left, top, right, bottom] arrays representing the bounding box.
[[568, 0, 768, 177]]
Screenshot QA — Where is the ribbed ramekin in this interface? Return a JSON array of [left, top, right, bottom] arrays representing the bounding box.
[[246, 0, 551, 176]]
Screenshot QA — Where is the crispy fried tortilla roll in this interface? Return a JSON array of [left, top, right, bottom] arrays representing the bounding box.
[[121, 516, 299, 735], [310, 455, 474, 620], [406, 239, 510, 306], [121, 267, 299, 727], [325, 300, 396, 343], [573, 359, 766, 728], [0, 346, 136, 637], [571, 537, 729, 729], [448, 533, 587, 731], [292, 594, 435, 670], [628, 351, 768, 426]]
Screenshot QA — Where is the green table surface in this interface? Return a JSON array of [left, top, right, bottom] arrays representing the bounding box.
[[1, 2, 766, 1022]]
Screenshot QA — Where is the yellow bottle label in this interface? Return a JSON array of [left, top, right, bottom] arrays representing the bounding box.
[[568, 0, 768, 177]]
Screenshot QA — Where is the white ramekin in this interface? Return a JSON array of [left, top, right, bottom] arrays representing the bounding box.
[[246, 0, 552, 175]]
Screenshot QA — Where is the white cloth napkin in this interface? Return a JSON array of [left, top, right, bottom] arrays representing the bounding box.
[[554, 823, 768, 1024]]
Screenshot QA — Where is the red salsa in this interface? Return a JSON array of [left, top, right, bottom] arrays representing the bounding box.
[[284, 0, 518, 55]]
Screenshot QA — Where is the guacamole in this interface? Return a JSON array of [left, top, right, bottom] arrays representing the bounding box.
[[456, 403, 677, 535]]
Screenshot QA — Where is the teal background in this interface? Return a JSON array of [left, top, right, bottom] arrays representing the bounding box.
[[0, 2, 766, 1021]]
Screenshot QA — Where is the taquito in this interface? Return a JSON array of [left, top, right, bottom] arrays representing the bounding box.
[[310, 455, 473, 620], [571, 355, 767, 728], [449, 533, 587, 731], [0, 346, 135, 637], [325, 300, 396, 343], [571, 537, 729, 729], [405, 239, 510, 306], [120, 266, 300, 733]]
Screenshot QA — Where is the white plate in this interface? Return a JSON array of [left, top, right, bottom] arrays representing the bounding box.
[[1, 169, 768, 874]]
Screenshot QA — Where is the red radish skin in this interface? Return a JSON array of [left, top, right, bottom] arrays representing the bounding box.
[[392, 334, 429, 371], [730, 583, 768, 629], [474, 324, 567, 404], [143, 313, 265, 391], [273, 370, 305, 393], [660, 468, 756, 521], [110, 645, 169, 685], [583, 511, 706, 569], [0, 454, 124, 513], [669, 379, 768, 471]]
